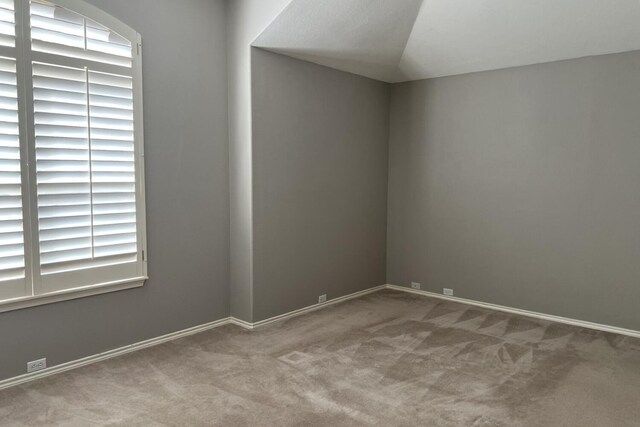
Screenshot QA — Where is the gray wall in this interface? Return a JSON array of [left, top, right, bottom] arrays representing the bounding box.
[[0, 0, 230, 381], [226, 0, 292, 323], [251, 49, 389, 321], [388, 50, 640, 330]]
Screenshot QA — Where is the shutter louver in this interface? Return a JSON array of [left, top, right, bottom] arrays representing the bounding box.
[[0, 0, 28, 300], [0, 0, 15, 48], [0, 55, 25, 282], [33, 62, 93, 268], [89, 70, 137, 259], [33, 66, 138, 274]]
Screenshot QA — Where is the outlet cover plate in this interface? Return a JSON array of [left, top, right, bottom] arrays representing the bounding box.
[[27, 358, 46, 373], [318, 294, 327, 304], [411, 282, 421, 290], [443, 288, 454, 296]]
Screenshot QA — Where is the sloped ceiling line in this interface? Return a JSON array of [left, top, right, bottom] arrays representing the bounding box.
[[253, 0, 424, 82], [254, 0, 640, 83]]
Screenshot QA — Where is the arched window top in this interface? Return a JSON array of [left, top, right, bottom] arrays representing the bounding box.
[[30, 0, 139, 68], [34, 0, 138, 45]]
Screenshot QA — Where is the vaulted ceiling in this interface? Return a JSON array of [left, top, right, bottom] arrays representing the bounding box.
[[253, 0, 640, 83]]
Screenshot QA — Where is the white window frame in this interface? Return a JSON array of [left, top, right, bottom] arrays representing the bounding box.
[[0, 0, 147, 313]]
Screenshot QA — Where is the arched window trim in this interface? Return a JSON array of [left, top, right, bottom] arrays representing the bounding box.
[[51, 0, 138, 43], [0, 0, 147, 313]]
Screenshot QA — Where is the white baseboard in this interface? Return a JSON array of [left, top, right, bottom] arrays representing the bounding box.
[[0, 285, 386, 391], [234, 285, 388, 329], [0, 317, 234, 391], [385, 284, 640, 339], [3, 283, 637, 391]]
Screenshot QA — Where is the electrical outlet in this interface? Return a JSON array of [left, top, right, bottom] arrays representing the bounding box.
[[443, 288, 454, 296], [27, 358, 46, 373], [411, 282, 421, 290], [318, 294, 327, 304]]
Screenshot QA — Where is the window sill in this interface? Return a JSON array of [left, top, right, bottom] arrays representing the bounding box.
[[0, 277, 148, 314]]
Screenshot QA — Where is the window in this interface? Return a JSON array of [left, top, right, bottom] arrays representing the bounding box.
[[0, 0, 146, 312]]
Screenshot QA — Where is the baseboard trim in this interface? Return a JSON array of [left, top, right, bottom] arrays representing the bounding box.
[[0, 317, 233, 391], [0, 284, 388, 390], [235, 285, 388, 329], [6, 282, 634, 391], [385, 284, 640, 339], [228, 317, 253, 330]]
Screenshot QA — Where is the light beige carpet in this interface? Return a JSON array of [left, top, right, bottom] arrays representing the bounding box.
[[1, 289, 639, 426]]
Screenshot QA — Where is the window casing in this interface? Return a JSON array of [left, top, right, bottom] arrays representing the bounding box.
[[0, 0, 146, 312]]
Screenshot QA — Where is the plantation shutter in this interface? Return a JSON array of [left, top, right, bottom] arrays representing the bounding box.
[[0, 0, 28, 300], [28, 0, 144, 293], [0, 0, 145, 311]]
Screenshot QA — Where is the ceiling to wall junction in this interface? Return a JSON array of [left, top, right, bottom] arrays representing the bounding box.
[[253, 0, 640, 82]]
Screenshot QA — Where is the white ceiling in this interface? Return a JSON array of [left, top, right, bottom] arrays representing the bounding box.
[[253, 0, 423, 82], [254, 0, 640, 83]]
